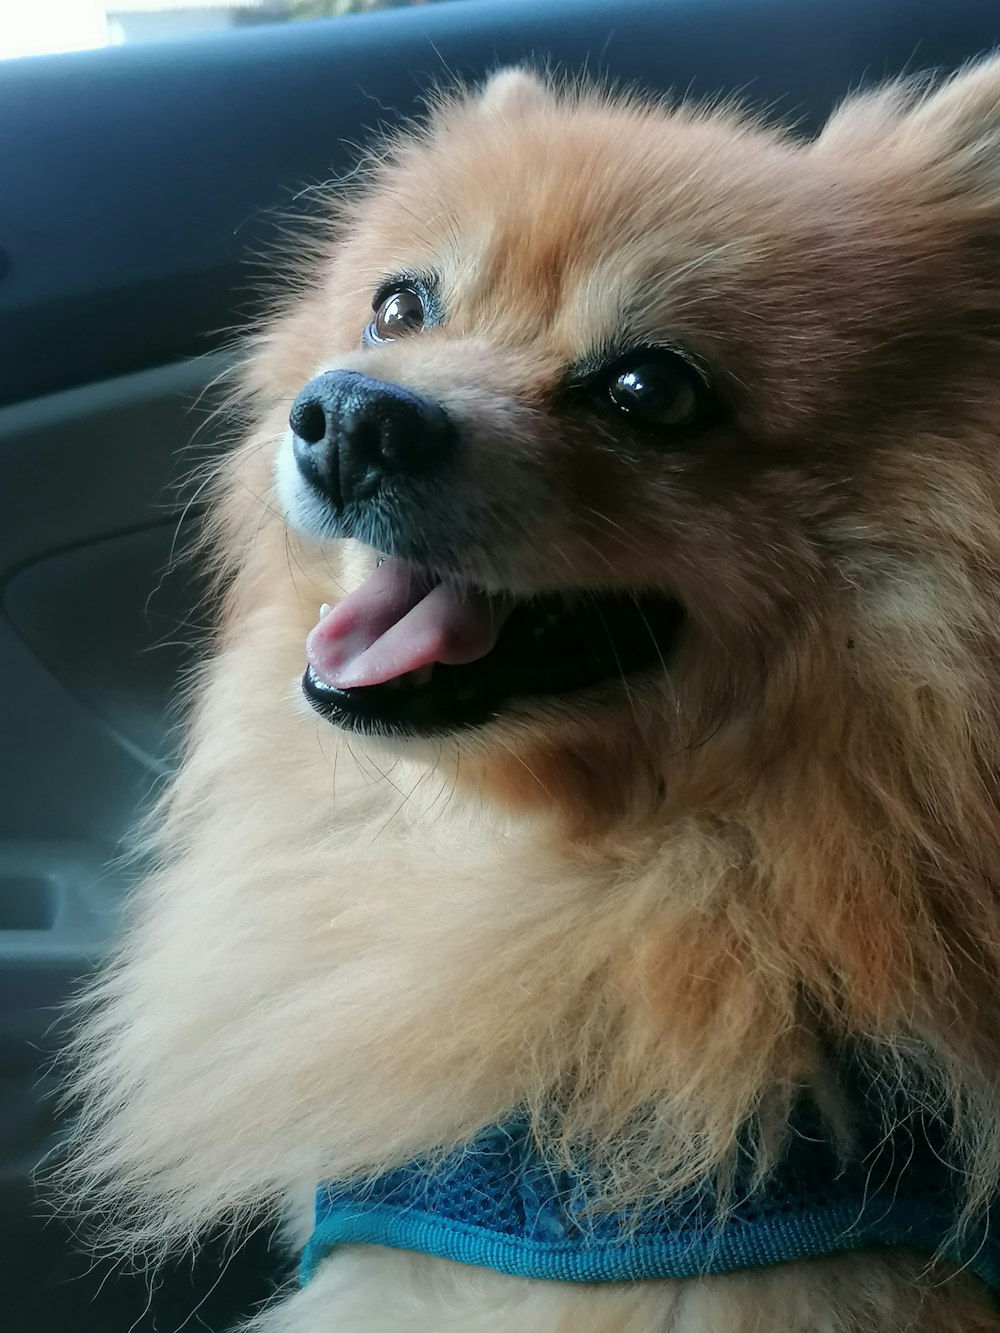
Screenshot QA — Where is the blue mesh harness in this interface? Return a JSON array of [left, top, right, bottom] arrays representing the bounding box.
[[301, 1085, 1000, 1292]]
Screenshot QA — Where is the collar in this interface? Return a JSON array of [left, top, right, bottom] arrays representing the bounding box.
[[302, 1086, 1000, 1291]]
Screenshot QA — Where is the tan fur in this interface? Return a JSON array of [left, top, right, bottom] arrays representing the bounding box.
[[63, 61, 1000, 1329], [247, 1248, 998, 1333]]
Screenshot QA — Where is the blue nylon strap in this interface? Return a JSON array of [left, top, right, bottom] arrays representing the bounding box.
[[301, 1101, 1000, 1291]]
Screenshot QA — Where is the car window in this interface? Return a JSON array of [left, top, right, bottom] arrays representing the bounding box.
[[0, 0, 464, 61]]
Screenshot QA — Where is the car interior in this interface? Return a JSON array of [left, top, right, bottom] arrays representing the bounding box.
[[4, 0, 1000, 1326]]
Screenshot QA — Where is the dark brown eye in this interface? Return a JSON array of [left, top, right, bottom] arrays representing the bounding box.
[[608, 353, 705, 429], [370, 286, 425, 343]]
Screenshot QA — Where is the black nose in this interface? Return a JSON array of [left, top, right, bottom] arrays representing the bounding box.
[[289, 370, 455, 509]]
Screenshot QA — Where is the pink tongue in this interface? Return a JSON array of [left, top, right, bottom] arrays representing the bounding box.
[[306, 557, 511, 689]]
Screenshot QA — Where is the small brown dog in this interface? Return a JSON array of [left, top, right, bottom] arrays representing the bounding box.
[[70, 62, 1000, 1330]]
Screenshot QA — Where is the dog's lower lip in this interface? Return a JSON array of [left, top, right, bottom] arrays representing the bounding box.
[[303, 664, 499, 735], [302, 590, 686, 737]]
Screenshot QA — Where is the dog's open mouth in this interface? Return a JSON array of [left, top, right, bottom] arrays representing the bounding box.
[[302, 556, 684, 734]]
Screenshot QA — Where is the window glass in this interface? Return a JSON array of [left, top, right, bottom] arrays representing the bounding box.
[[0, 0, 462, 61]]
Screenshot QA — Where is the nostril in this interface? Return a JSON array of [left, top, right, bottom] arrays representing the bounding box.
[[290, 398, 328, 447]]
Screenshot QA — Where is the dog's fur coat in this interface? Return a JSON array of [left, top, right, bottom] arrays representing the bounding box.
[[66, 60, 1000, 1330]]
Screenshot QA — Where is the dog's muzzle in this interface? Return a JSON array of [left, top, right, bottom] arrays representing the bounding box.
[[289, 370, 456, 512]]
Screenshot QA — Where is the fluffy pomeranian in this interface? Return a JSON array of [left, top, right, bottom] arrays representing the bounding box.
[[67, 60, 1000, 1331]]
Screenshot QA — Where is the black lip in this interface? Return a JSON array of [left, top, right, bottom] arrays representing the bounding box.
[[303, 663, 499, 734], [302, 590, 685, 738]]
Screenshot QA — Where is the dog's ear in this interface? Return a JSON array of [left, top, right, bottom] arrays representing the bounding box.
[[477, 67, 553, 118], [902, 57, 1000, 195], [818, 55, 1000, 200]]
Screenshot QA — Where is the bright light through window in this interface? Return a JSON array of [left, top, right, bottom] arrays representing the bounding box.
[[0, 0, 459, 61]]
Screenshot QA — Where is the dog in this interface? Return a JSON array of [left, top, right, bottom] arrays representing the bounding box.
[[66, 61, 1000, 1330]]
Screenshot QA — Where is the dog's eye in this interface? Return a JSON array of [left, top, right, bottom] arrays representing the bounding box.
[[607, 353, 706, 429], [369, 286, 425, 343]]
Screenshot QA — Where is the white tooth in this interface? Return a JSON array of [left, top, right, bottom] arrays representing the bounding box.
[[319, 602, 331, 619]]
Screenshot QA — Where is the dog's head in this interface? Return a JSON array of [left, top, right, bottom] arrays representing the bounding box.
[[245, 64, 1000, 828]]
